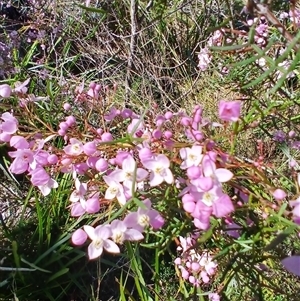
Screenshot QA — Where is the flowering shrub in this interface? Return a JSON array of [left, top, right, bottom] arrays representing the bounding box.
[[1, 1, 300, 300], [1, 70, 300, 300]]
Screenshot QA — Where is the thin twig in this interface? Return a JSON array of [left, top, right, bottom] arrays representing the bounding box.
[[125, 0, 138, 104]]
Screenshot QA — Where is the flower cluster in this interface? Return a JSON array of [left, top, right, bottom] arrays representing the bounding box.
[[175, 234, 220, 300], [2, 77, 300, 297], [71, 199, 164, 259]]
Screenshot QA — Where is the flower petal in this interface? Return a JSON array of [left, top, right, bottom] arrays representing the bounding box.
[[125, 229, 144, 241], [164, 168, 174, 184], [281, 256, 300, 276], [103, 239, 120, 254], [88, 242, 103, 259], [83, 225, 96, 240], [214, 168, 233, 182], [213, 194, 234, 218]]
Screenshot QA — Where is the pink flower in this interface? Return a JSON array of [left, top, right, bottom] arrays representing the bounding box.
[[199, 253, 217, 275], [69, 179, 88, 216], [64, 138, 83, 156], [192, 184, 234, 218], [10, 136, 29, 149], [109, 156, 148, 190], [30, 167, 50, 186], [110, 220, 144, 244], [13, 78, 30, 94], [70, 178, 87, 203], [212, 193, 234, 218], [197, 48, 211, 71], [38, 177, 58, 196], [209, 293, 220, 301], [202, 155, 233, 183], [83, 225, 120, 260], [104, 107, 120, 121], [289, 197, 300, 225], [9, 149, 34, 174], [218, 100, 241, 122], [103, 176, 126, 205], [124, 199, 164, 232], [180, 145, 203, 169], [143, 154, 174, 186], [69, 181, 99, 214], [127, 118, 144, 138], [0, 112, 18, 142]]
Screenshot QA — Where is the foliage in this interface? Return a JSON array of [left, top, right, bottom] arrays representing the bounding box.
[[0, 0, 300, 301]]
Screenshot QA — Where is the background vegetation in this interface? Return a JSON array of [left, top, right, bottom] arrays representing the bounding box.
[[0, 0, 300, 300]]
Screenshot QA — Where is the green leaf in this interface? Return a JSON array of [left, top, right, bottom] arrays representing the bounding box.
[[20, 258, 51, 273], [264, 226, 297, 251], [47, 268, 69, 282], [77, 4, 107, 14], [210, 42, 250, 52]]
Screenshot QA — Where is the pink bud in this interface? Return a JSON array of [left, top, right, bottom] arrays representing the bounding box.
[[95, 158, 108, 172], [58, 129, 66, 136], [182, 194, 195, 213], [48, 154, 58, 164], [290, 159, 296, 168], [71, 229, 87, 245], [193, 105, 201, 111], [66, 116, 76, 126], [89, 82, 96, 89], [164, 131, 173, 139], [180, 117, 192, 126], [101, 132, 113, 142], [0, 84, 12, 98], [139, 148, 153, 161], [272, 188, 287, 200], [155, 115, 166, 127], [121, 108, 133, 118], [191, 262, 200, 271], [174, 257, 181, 265], [61, 157, 72, 166], [289, 130, 296, 138], [186, 166, 201, 180], [59, 121, 69, 131], [85, 198, 100, 213], [152, 129, 162, 139], [181, 268, 189, 279], [83, 141, 97, 156], [200, 271, 210, 283], [96, 128, 103, 135], [95, 84, 101, 92], [63, 103, 71, 111], [164, 111, 173, 120]]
